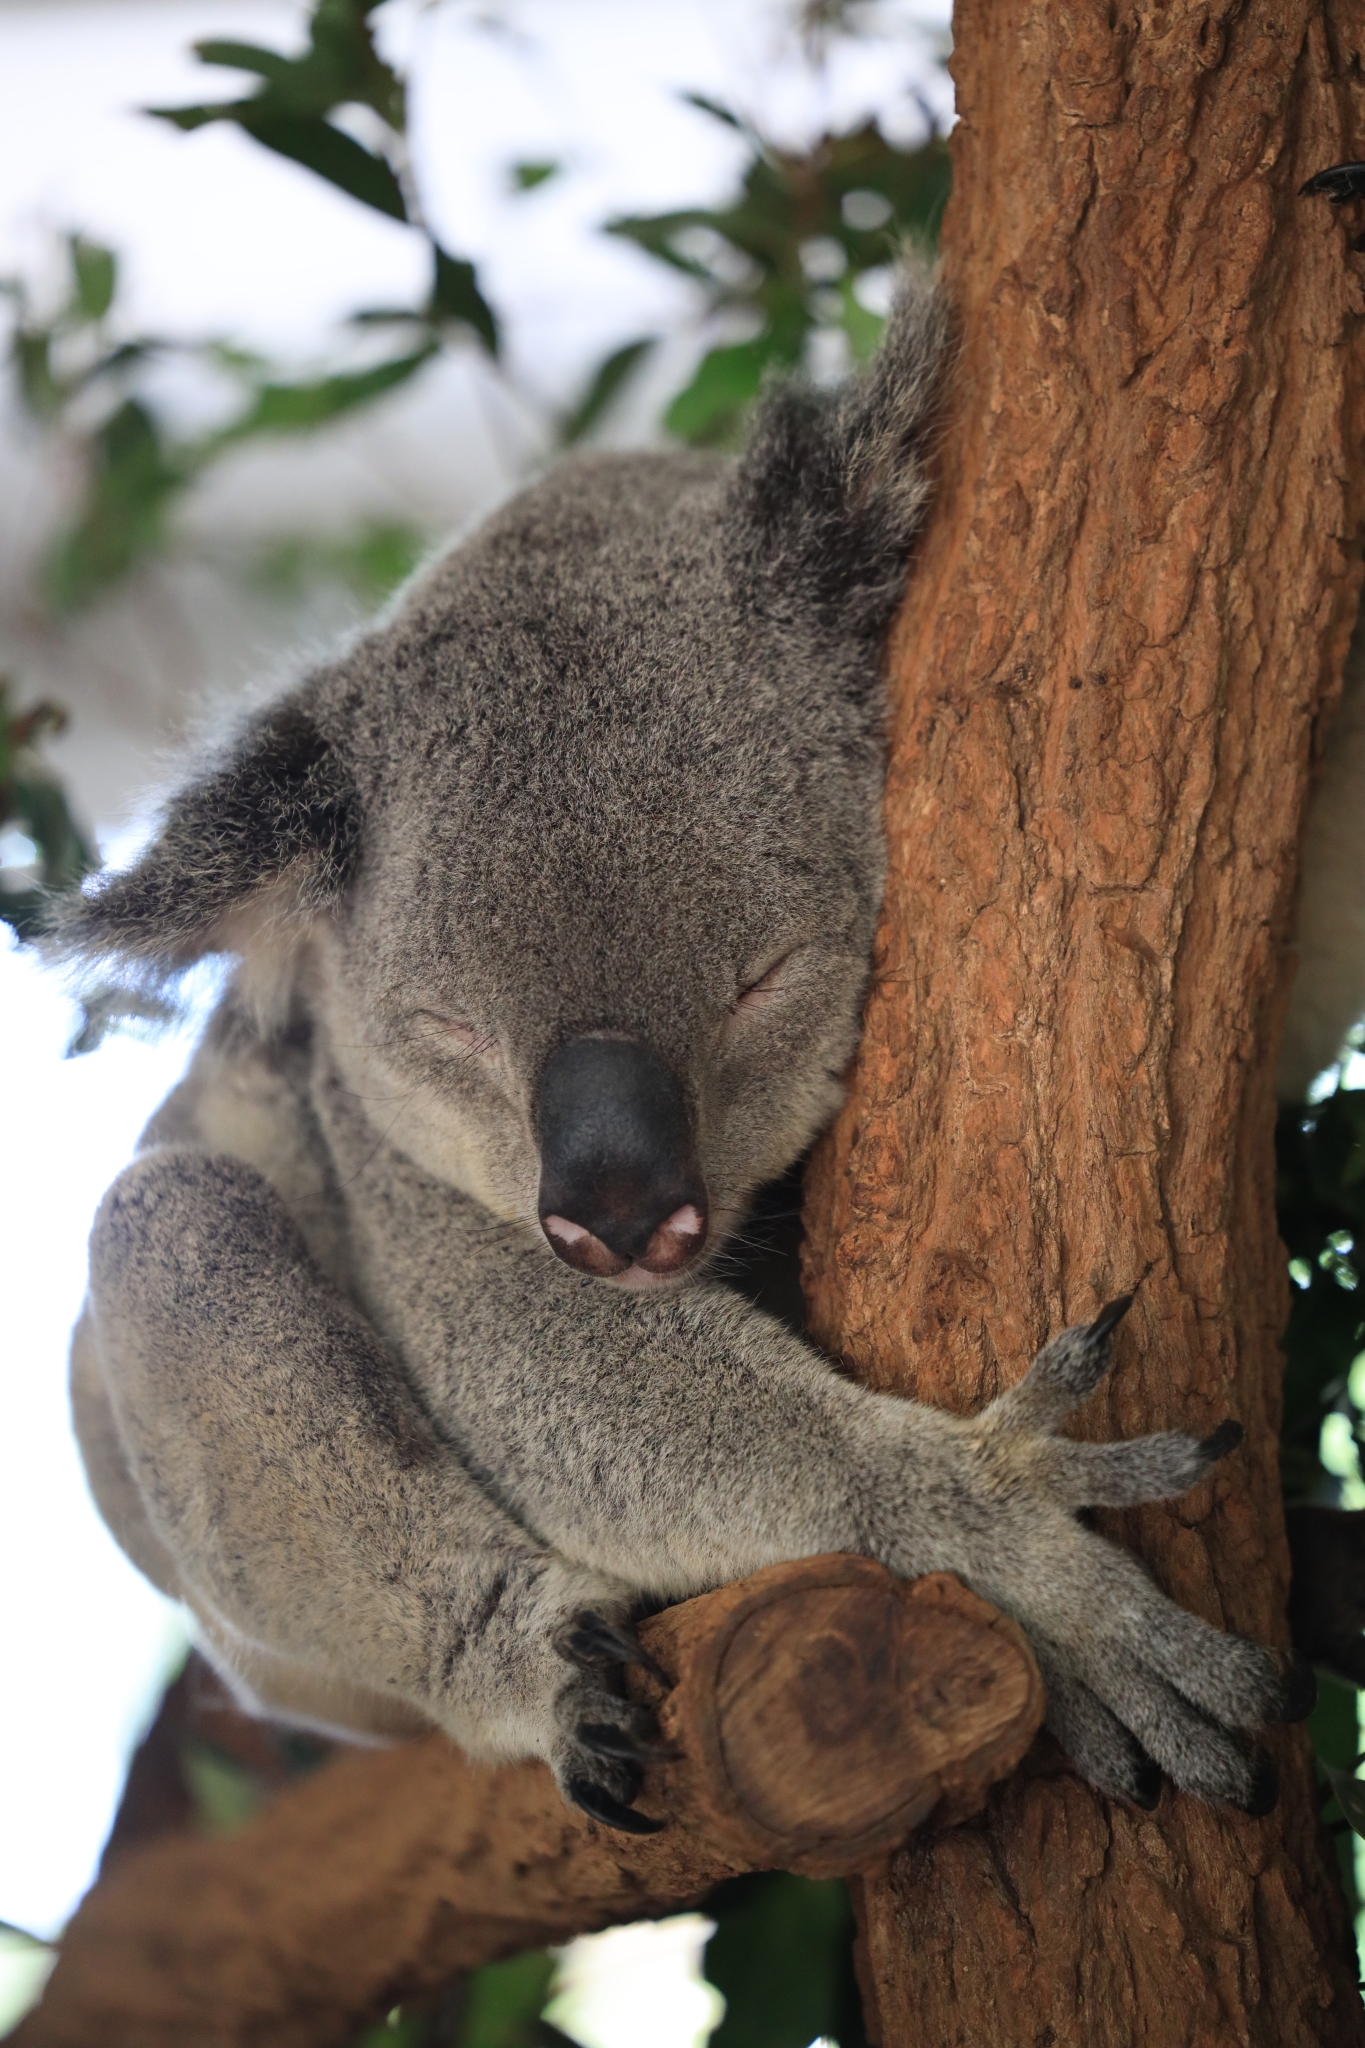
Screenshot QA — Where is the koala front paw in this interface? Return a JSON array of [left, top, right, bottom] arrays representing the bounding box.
[[966, 1299, 1315, 1812], [551, 1610, 672, 1834]]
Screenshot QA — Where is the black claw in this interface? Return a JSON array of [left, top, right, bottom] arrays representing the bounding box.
[[565, 1775, 667, 1835], [1300, 161, 1365, 204], [1267, 1655, 1317, 1726], [1128, 1753, 1163, 1811], [576, 1719, 679, 1765], [1088, 1293, 1136, 1345], [1199, 1418, 1244, 1464], [1236, 1751, 1280, 1817], [559, 1612, 670, 1687]]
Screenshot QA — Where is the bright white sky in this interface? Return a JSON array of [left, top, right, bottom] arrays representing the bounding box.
[[0, 1, 950, 2036]]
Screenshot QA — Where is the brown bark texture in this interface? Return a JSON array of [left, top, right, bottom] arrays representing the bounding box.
[[801, 3, 1365, 2044], [16, 1562, 1041, 2048]]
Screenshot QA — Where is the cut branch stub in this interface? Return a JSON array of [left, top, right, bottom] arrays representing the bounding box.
[[641, 1558, 1043, 1876], [17, 1560, 1040, 2048]]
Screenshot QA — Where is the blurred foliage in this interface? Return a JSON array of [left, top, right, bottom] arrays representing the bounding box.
[[346, 1875, 868, 2048], [609, 104, 949, 445], [2, 236, 443, 609], [703, 1872, 868, 2048], [248, 518, 429, 603], [1278, 1076, 1365, 1505], [1278, 1072, 1365, 1896], [1, 0, 948, 610], [0, 677, 94, 940]]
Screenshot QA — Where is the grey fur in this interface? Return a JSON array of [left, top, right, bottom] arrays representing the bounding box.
[[63, 273, 1302, 1823]]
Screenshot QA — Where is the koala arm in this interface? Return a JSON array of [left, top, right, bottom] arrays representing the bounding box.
[[85, 1147, 668, 1827], [380, 1212, 1309, 1816]]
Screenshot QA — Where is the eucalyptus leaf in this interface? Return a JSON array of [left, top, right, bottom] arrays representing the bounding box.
[[202, 347, 437, 454], [429, 247, 499, 356], [44, 398, 187, 609], [68, 236, 116, 322], [561, 336, 655, 443], [1324, 1763, 1365, 1838], [511, 161, 560, 192], [664, 335, 780, 446], [703, 1872, 869, 2048]]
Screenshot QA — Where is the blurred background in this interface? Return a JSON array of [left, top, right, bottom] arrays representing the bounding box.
[[0, 3, 953, 2039], [7, 4, 1365, 2043]]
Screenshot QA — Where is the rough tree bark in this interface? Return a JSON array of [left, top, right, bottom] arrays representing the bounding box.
[[801, 2, 1365, 2043]]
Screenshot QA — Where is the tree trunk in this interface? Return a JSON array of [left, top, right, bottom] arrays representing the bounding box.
[[801, 3, 1365, 2042]]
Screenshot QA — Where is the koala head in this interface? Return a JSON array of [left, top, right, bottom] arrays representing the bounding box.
[[60, 278, 945, 1288]]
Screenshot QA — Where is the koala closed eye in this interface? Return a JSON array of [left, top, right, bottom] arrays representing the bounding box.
[[412, 1010, 502, 1062], [728, 949, 800, 1021]]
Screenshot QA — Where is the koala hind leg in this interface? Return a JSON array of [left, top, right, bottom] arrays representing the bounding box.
[[85, 1146, 668, 1827]]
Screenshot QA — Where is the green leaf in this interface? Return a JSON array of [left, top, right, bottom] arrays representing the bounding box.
[[461, 1950, 558, 2048], [44, 398, 188, 610], [68, 236, 116, 322], [680, 91, 749, 133], [561, 336, 655, 443], [703, 1872, 869, 2048], [248, 114, 408, 221], [149, 0, 410, 208], [664, 335, 783, 446], [250, 519, 428, 603], [191, 38, 297, 87], [511, 161, 560, 192], [429, 246, 499, 355], [12, 329, 63, 418], [203, 347, 437, 454], [1324, 1763, 1365, 1839], [148, 103, 408, 219]]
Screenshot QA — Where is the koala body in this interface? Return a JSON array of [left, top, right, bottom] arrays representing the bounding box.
[[67, 278, 1310, 1831]]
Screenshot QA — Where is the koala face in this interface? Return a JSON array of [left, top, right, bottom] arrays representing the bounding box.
[[313, 453, 887, 1287], [62, 278, 944, 1288]]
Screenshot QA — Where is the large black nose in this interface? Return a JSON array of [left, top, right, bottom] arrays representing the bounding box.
[[535, 1038, 707, 1278]]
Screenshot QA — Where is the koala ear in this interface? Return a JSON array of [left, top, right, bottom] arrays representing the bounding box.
[[723, 266, 949, 642], [53, 696, 360, 978]]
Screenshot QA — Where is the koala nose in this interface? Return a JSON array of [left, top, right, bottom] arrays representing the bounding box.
[[535, 1038, 708, 1278]]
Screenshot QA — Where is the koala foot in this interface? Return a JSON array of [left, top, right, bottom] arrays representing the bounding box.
[[964, 1299, 1315, 1812], [553, 1608, 670, 1834]]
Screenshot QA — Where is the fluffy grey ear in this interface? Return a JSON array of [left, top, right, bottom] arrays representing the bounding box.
[[723, 267, 949, 643], [54, 697, 360, 977]]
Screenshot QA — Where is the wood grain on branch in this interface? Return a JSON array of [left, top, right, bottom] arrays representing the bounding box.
[[802, 3, 1365, 2043], [16, 1562, 1040, 2048]]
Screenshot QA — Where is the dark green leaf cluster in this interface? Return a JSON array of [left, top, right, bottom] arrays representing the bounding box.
[[147, 0, 497, 351], [0, 679, 94, 942], [1277, 1083, 1365, 1502], [606, 107, 950, 446]]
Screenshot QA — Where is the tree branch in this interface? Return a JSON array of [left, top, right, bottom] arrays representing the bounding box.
[[15, 1562, 1040, 2048]]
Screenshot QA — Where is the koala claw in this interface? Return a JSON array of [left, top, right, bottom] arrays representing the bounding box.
[[1263, 1653, 1317, 1725], [1088, 1292, 1136, 1344], [964, 1308, 1308, 1812], [575, 1717, 679, 1766], [1198, 1417, 1244, 1462], [558, 1610, 670, 1688], [1300, 161, 1365, 203], [564, 1776, 667, 1836], [1239, 1751, 1281, 1818]]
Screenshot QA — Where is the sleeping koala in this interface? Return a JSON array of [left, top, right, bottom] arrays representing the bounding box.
[[61, 273, 1314, 1836]]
